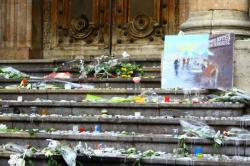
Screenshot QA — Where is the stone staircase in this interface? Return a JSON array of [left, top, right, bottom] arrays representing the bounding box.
[[0, 59, 249, 166], [0, 58, 161, 89]]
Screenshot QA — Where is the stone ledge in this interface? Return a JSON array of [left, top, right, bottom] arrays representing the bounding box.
[[0, 57, 161, 64], [0, 132, 248, 145], [0, 89, 210, 94], [0, 115, 249, 126], [0, 151, 249, 166], [4, 67, 160, 73], [0, 133, 248, 156], [0, 78, 161, 83], [1, 101, 244, 109]]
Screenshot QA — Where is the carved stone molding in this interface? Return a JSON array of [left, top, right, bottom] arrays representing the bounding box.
[[70, 14, 95, 39], [121, 14, 162, 41], [128, 15, 155, 38]]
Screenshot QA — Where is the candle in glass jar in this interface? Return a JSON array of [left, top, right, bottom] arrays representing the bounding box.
[[41, 108, 48, 116], [164, 96, 171, 102]]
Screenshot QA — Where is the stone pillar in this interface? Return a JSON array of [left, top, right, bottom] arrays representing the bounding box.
[[0, 0, 32, 59], [180, 0, 250, 36]]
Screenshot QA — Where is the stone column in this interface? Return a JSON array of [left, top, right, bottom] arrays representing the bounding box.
[[180, 0, 250, 36], [0, 0, 32, 59]]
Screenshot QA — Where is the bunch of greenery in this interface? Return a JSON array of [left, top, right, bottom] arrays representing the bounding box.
[[173, 135, 189, 157], [53, 57, 144, 79], [121, 148, 160, 166], [42, 148, 61, 166]]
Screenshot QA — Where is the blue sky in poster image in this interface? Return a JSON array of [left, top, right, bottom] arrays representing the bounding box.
[[164, 34, 209, 58]]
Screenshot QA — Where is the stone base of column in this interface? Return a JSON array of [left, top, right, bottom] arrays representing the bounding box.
[[180, 10, 250, 36]]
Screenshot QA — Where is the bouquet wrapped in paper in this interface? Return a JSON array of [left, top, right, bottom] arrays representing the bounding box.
[[180, 119, 222, 145], [4, 143, 33, 157], [225, 127, 250, 139], [210, 88, 250, 105], [0, 67, 29, 79]]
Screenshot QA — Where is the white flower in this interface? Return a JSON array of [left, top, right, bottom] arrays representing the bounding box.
[[44, 150, 53, 157], [16, 158, 25, 166], [122, 51, 130, 58], [8, 154, 25, 166], [8, 158, 16, 165]]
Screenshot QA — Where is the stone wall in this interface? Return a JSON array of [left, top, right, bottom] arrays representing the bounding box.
[[234, 40, 250, 93]]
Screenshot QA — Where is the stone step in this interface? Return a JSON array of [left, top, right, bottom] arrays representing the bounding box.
[[1, 115, 249, 134], [1, 59, 248, 165], [0, 77, 161, 88], [0, 58, 161, 78], [2, 151, 250, 166], [0, 151, 250, 166], [0, 89, 210, 101], [0, 132, 249, 156], [1, 101, 244, 117], [8, 67, 161, 77], [0, 58, 161, 68]]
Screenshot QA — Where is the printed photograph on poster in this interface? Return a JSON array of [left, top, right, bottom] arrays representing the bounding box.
[[162, 34, 234, 89]]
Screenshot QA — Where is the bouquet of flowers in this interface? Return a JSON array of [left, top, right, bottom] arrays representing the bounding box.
[[0, 124, 7, 133], [180, 119, 223, 145], [115, 63, 144, 78], [0, 67, 29, 79], [210, 88, 250, 105]]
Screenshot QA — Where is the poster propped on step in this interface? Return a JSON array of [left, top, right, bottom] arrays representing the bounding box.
[[161, 33, 234, 89]]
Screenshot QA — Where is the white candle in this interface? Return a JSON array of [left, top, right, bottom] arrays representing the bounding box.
[[17, 96, 23, 102], [73, 125, 79, 132], [134, 112, 141, 117]]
